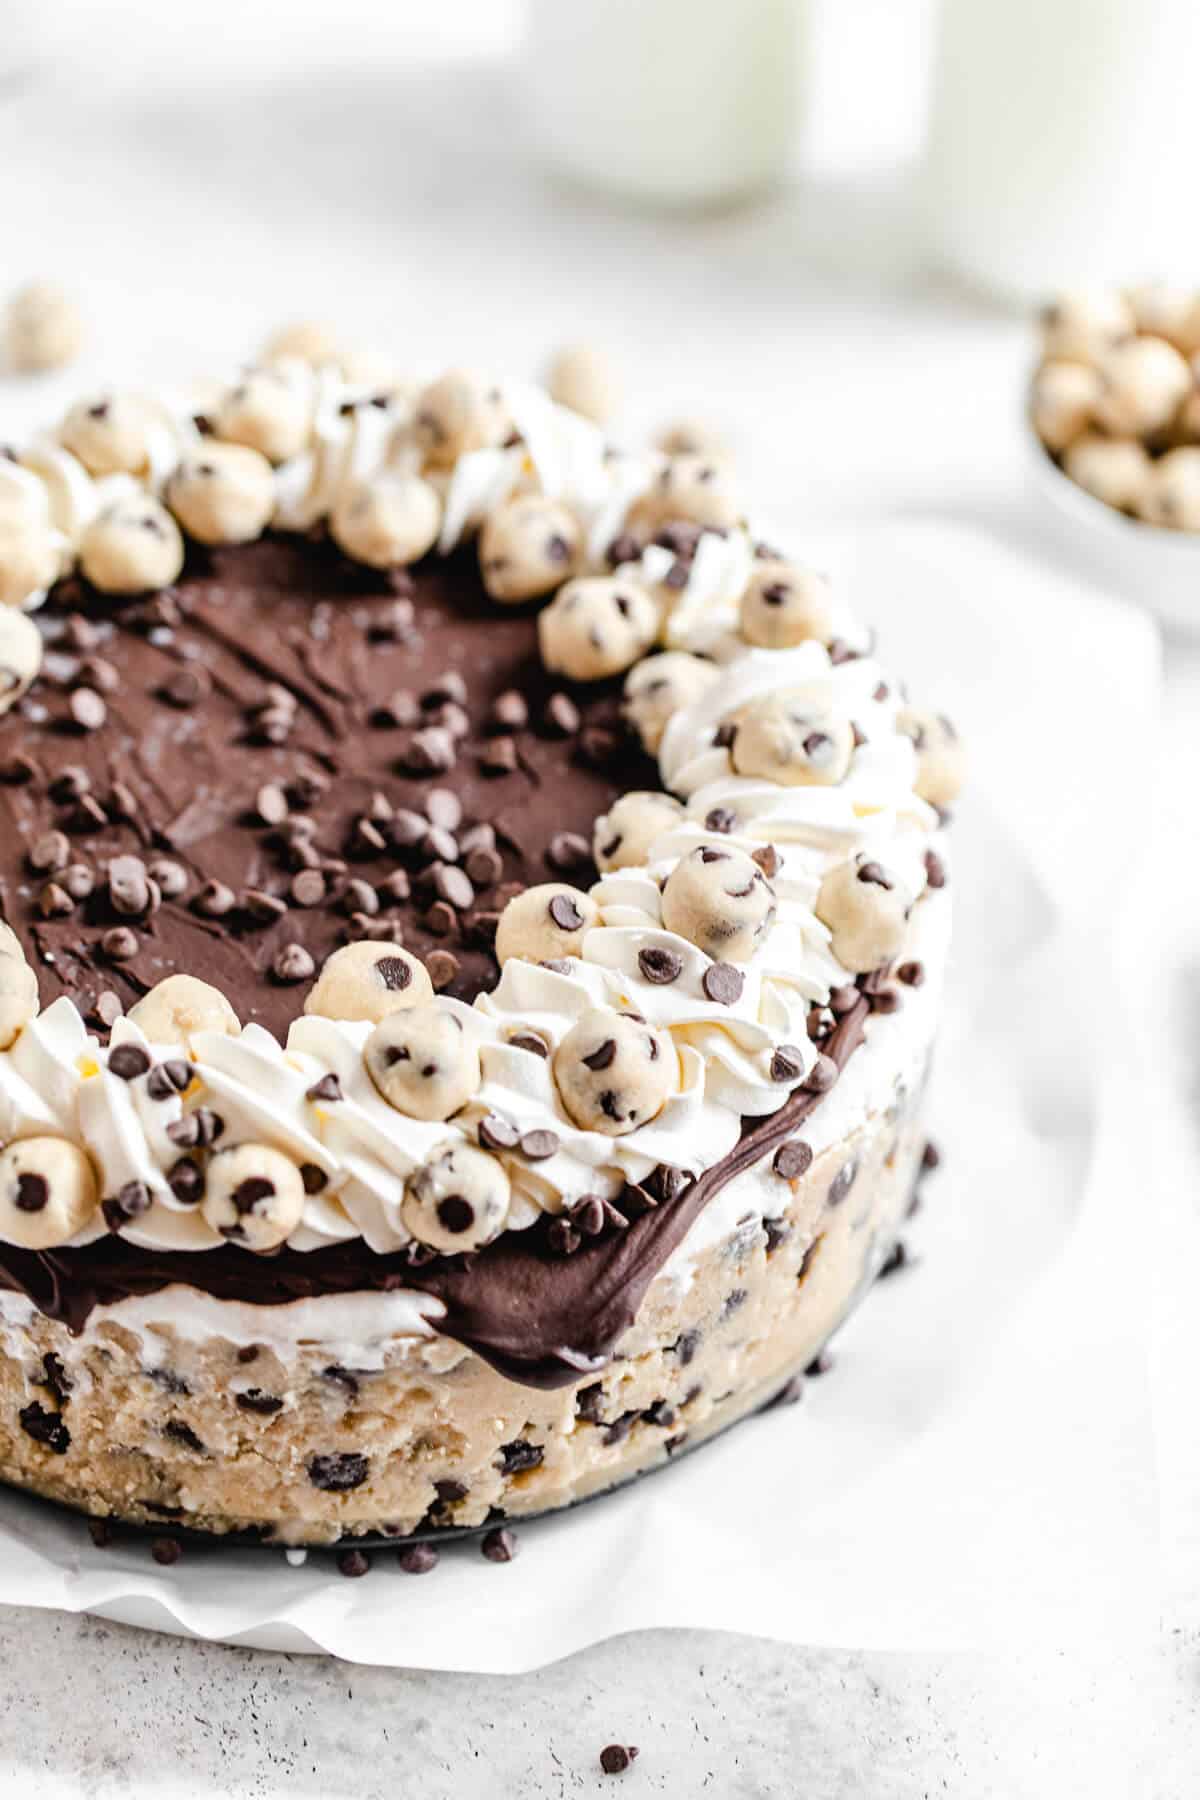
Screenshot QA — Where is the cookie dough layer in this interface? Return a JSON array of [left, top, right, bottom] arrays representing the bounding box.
[[0, 1085, 927, 1545]]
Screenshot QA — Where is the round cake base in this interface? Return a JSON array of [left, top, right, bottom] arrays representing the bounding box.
[[0, 1099, 927, 1547]]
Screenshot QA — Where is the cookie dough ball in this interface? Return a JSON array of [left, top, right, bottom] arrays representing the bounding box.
[[739, 560, 835, 650], [593, 791, 685, 872], [212, 363, 314, 464], [633, 453, 742, 534], [402, 1142, 510, 1253], [262, 319, 341, 368], [166, 443, 275, 546], [553, 1006, 675, 1136], [0, 921, 38, 1049], [304, 942, 433, 1024], [364, 1005, 481, 1122], [0, 515, 60, 609], [2, 282, 83, 373], [538, 576, 658, 681], [414, 369, 510, 470], [1029, 360, 1101, 455], [1138, 446, 1200, 532], [815, 853, 913, 975], [622, 652, 719, 753], [331, 472, 442, 568], [1039, 289, 1133, 364], [0, 607, 43, 716], [546, 343, 619, 426], [1063, 434, 1150, 514], [495, 884, 599, 967], [660, 844, 776, 962], [478, 495, 582, 602], [897, 708, 966, 810], [1093, 336, 1192, 437], [0, 1137, 97, 1249], [654, 418, 730, 461], [128, 975, 240, 1049], [79, 495, 184, 595], [1177, 361, 1200, 444], [729, 698, 854, 788], [1127, 283, 1200, 354], [201, 1142, 306, 1250], [60, 394, 153, 476]]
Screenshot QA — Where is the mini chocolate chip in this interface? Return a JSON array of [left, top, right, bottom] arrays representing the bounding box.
[[425, 787, 463, 832], [49, 764, 90, 802], [167, 1108, 224, 1150], [547, 831, 592, 874], [243, 888, 288, 924], [148, 858, 187, 898], [151, 1537, 182, 1566], [479, 1115, 520, 1151], [547, 1218, 582, 1255], [464, 845, 503, 887], [422, 670, 467, 709], [308, 1452, 370, 1492], [486, 690, 528, 732], [479, 737, 518, 775], [236, 1389, 284, 1416], [108, 1043, 151, 1081], [897, 959, 925, 987], [272, 943, 315, 983], [705, 807, 737, 833], [101, 926, 139, 961], [543, 692, 580, 737], [375, 955, 413, 991], [480, 1526, 518, 1563], [38, 882, 74, 919], [290, 868, 327, 908], [306, 1074, 343, 1104], [29, 830, 70, 873], [300, 1163, 328, 1195], [427, 949, 460, 990], [773, 1141, 813, 1180], [108, 855, 150, 916], [168, 1157, 204, 1204], [91, 991, 124, 1029], [14, 1172, 49, 1212], [433, 863, 474, 910], [921, 1139, 941, 1172], [924, 849, 947, 889], [193, 879, 236, 918], [338, 1548, 371, 1578], [802, 1054, 838, 1093], [702, 963, 744, 1005], [146, 1059, 192, 1101], [68, 687, 107, 732], [255, 782, 289, 825], [582, 1038, 617, 1072], [398, 1542, 439, 1574], [160, 667, 210, 708], [769, 1045, 805, 1083], [68, 794, 108, 833], [548, 893, 585, 932], [402, 726, 456, 774], [436, 1194, 475, 1234], [349, 816, 388, 857], [341, 877, 379, 916], [878, 1240, 910, 1279], [752, 844, 780, 879], [638, 945, 682, 985], [519, 1129, 559, 1161], [828, 1160, 858, 1206]]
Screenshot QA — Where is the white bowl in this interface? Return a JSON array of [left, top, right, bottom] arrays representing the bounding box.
[[1024, 421, 1200, 638]]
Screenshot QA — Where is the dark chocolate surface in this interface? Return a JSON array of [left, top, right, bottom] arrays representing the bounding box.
[[1, 535, 653, 1036]]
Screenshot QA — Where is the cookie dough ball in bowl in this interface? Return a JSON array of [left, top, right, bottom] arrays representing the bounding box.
[[79, 495, 184, 595], [262, 319, 341, 367], [546, 343, 619, 425], [1062, 435, 1150, 514], [1093, 337, 1192, 437], [729, 698, 854, 788], [896, 708, 966, 810], [305, 942, 433, 1024], [495, 884, 599, 966], [1127, 284, 1200, 354], [60, 394, 154, 476], [632, 454, 742, 535], [331, 473, 442, 568], [3, 282, 83, 373], [365, 1005, 481, 1121], [593, 791, 685, 873], [623, 651, 719, 753], [0, 921, 38, 1049], [478, 495, 581, 602], [1029, 361, 1101, 455], [553, 1006, 675, 1136], [128, 975, 240, 1049], [414, 369, 510, 469], [0, 607, 44, 715], [1138, 447, 1200, 531], [166, 443, 276, 546], [0, 1137, 98, 1249], [816, 853, 913, 974], [739, 560, 835, 650], [655, 418, 730, 461], [201, 1143, 306, 1250], [660, 844, 776, 962], [402, 1142, 510, 1253], [1039, 289, 1133, 364], [0, 516, 59, 609], [212, 364, 314, 464], [539, 576, 658, 682]]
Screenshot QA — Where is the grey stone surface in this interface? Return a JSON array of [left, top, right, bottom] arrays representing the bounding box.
[[0, 1605, 1192, 1799]]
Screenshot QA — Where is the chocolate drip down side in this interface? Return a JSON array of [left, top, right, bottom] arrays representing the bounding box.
[[0, 998, 870, 1389]]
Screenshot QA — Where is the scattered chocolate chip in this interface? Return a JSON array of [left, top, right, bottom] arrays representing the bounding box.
[[272, 943, 315, 983], [108, 855, 150, 916], [398, 1542, 439, 1574], [761, 1375, 805, 1411], [638, 945, 682, 985], [14, 1172, 48, 1212], [160, 667, 210, 708], [486, 689, 528, 732], [290, 868, 326, 908], [432, 863, 474, 910], [402, 727, 456, 775], [519, 1129, 559, 1161], [193, 879, 236, 918], [148, 858, 187, 899], [38, 881, 74, 919], [100, 926, 139, 962], [479, 1115, 520, 1152], [334, 1548, 370, 1578], [49, 764, 90, 802], [87, 1518, 113, 1548], [548, 893, 585, 932], [479, 737, 518, 776], [91, 991, 124, 1030], [151, 1537, 182, 1566], [547, 831, 591, 874], [547, 1217, 582, 1255], [423, 899, 457, 937], [543, 692, 580, 737], [306, 1074, 343, 1105], [341, 877, 379, 917], [921, 1139, 941, 1173], [308, 1452, 369, 1492], [806, 1350, 834, 1377], [167, 1157, 204, 1204], [752, 844, 780, 878], [924, 849, 947, 890], [166, 1108, 224, 1150], [243, 888, 288, 924], [769, 1045, 806, 1084], [29, 830, 70, 874], [108, 1043, 151, 1082], [68, 687, 107, 732], [427, 949, 460, 990], [878, 1240, 910, 1279], [425, 787, 463, 832], [802, 1053, 837, 1093], [68, 794, 108, 833], [773, 1141, 813, 1181], [255, 781, 289, 825], [702, 963, 744, 1006], [480, 1526, 519, 1563], [896, 960, 925, 987]]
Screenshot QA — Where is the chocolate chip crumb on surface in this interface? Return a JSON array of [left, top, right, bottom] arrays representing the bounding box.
[[599, 1745, 639, 1776], [480, 1525, 519, 1563]]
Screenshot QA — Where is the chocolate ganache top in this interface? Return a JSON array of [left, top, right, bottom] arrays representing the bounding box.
[[0, 536, 653, 1037]]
